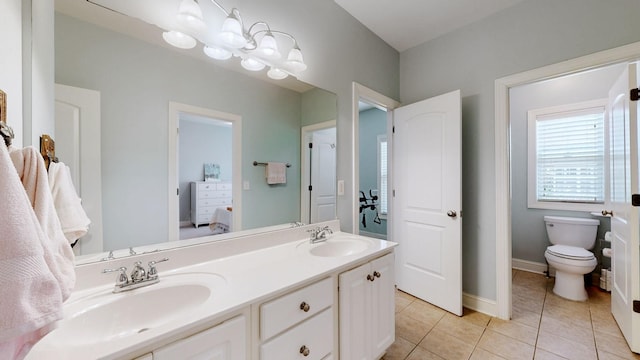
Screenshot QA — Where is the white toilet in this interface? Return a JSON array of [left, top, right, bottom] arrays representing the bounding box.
[[543, 216, 599, 301]]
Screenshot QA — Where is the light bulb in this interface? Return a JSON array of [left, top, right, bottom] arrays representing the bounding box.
[[176, 0, 206, 32], [218, 13, 247, 48], [204, 45, 232, 60], [286, 46, 307, 72], [258, 32, 280, 59], [162, 30, 197, 49], [240, 57, 266, 71], [267, 68, 288, 80]]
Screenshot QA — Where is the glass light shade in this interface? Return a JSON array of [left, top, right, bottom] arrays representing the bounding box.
[[203, 45, 232, 60], [258, 33, 280, 58], [240, 57, 266, 71], [286, 47, 307, 72], [218, 15, 247, 48], [267, 68, 288, 80], [176, 0, 206, 32], [162, 30, 197, 49]]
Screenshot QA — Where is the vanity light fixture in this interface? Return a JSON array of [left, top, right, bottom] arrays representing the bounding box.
[[163, 0, 307, 80]]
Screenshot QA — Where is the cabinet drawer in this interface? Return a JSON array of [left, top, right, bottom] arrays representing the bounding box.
[[260, 308, 333, 360], [199, 190, 232, 199], [199, 198, 231, 207], [260, 277, 333, 340], [198, 182, 232, 191]]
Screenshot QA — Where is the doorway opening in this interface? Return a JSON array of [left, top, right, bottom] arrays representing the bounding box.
[[168, 102, 242, 243]]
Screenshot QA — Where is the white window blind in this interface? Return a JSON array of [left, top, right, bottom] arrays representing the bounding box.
[[534, 106, 605, 204], [377, 136, 388, 215]]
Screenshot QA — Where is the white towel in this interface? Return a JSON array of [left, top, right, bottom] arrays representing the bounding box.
[[10, 146, 76, 301], [209, 207, 232, 234], [48, 162, 91, 243], [0, 141, 63, 358], [266, 162, 287, 184]]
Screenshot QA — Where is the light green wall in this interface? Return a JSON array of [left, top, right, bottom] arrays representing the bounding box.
[[301, 87, 338, 127], [400, 0, 640, 300]]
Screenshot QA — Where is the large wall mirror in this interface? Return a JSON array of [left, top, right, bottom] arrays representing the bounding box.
[[54, 0, 337, 264]]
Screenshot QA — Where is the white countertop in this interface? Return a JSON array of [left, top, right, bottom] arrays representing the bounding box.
[[26, 224, 396, 360]]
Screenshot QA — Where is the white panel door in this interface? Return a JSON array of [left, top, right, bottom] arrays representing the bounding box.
[[392, 90, 462, 315], [608, 63, 640, 353], [311, 131, 336, 222], [55, 84, 103, 256]]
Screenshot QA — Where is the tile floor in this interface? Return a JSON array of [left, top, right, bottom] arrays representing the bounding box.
[[383, 270, 640, 360]]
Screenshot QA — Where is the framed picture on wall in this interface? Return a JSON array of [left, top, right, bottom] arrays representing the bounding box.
[[204, 163, 221, 182]]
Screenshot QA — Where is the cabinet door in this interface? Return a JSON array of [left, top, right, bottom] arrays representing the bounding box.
[[370, 253, 395, 359], [338, 262, 371, 360], [153, 315, 246, 360]]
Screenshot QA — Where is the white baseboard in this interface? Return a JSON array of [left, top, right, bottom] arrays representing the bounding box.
[[512, 258, 551, 275], [462, 292, 497, 317]]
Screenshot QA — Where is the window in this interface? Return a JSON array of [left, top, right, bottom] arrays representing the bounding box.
[[377, 135, 388, 216], [527, 99, 607, 211]]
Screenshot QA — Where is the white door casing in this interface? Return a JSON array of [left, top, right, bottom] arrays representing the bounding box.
[[608, 63, 640, 353], [54, 84, 103, 256], [393, 90, 463, 316]]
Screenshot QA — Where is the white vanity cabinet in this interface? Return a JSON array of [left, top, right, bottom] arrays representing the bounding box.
[[258, 277, 335, 360], [190, 181, 232, 227], [339, 252, 395, 360], [153, 314, 247, 360]]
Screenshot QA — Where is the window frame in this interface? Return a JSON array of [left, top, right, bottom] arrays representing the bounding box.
[[527, 98, 609, 212]]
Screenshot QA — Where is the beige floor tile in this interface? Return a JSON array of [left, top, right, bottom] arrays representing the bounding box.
[[587, 286, 611, 305], [396, 311, 435, 345], [513, 270, 549, 288], [396, 295, 413, 313], [400, 300, 446, 327], [418, 328, 475, 360], [513, 291, 545, 313], [487, 317, 538, 345], [396, 289, 417, 302], [534, 348, 568, 360], [476, 329, 535, 360], [536, 331, 597, 360], [542, 302, 592, 329], [382, 336, 416, 360], [544, 292, 590, 313], [594, 330, 640, 359], [597, 349, 636, 360], [469, 347, 508, 360], [433, 313, 485, 344], [539, 315, 594, 347], [461, 308, 492, 328], [591, 310, 624, 338], [512, 304, 542, 329], [406, 346, 445, 360]]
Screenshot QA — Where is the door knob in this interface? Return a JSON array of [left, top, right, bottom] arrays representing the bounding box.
[[447, 210, 457, 218], [602, 210, 613, 216]]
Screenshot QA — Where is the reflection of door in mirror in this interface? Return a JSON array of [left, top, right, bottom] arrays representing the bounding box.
[[358, 102, 388, 239], [301, 121, 336, 224], [177, 112, 235, 240], [54, 84, 104, 256]]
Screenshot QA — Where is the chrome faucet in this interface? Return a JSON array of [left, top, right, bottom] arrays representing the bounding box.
[[308, 225, 333, 243], [102, 258, 169, 293]]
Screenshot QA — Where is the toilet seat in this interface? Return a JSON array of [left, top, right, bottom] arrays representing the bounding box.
[[546, 245, 595, 261]]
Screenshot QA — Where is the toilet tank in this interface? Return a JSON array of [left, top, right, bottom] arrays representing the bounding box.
[[544, 216, 599, 249]]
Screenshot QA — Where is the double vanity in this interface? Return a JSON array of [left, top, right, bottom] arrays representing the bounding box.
[[26, 220, 397, 360]]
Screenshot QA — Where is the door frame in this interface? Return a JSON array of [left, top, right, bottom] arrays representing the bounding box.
[[495, 41, 640, 320], [300, 119, 336, 224], [352, 82, 400, 235], [168, 102, 242, 242]]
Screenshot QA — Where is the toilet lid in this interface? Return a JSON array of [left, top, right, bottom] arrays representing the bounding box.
[[547, 245, 594, 260]]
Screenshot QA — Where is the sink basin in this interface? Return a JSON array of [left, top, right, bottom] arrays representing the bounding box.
[[48, 272, 226, 346], [301, 236, 374, 257]]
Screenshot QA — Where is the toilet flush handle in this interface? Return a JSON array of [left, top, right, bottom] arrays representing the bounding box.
[[602, 210, 613, 217]]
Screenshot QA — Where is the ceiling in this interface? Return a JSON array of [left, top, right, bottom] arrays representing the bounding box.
[[334, 0, 526, 52]]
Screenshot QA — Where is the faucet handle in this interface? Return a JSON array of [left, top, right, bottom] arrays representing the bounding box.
[[148, 258, 169, 279], [102, 266, 129, 286], [130, 261, 146, 282]]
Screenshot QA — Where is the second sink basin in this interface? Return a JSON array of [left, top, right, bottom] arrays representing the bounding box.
[[48, 272, 227, 346], [301, 236, 374, 257]]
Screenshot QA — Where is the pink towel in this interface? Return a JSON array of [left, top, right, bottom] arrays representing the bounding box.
[[0, 142, 63, 358], [48, 162, 90, 243], [9, 146, 76, 300]]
